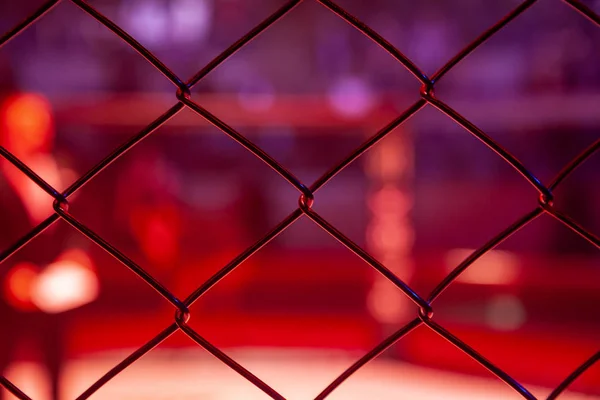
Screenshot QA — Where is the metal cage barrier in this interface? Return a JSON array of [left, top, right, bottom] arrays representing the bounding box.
[[1, 0, 599, 399]]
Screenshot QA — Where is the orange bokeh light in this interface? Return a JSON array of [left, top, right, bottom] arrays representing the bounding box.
[[1, 93, 54, 154], [3, 262, 39, 312]]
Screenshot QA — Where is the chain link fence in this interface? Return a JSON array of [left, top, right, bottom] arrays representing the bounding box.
[[1, 0, 599, 398]]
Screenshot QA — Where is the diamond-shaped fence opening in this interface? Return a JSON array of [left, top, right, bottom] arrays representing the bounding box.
[[1, 0, 599, 399]]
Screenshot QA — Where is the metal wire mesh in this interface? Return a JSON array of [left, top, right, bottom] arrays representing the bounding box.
[[1, 0, 599, 399]]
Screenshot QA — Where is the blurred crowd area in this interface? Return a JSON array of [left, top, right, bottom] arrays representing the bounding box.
[[1, 1, 600, 399], [1, 0, 600, 95]]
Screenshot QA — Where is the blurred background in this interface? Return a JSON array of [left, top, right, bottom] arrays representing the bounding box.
[[0, 0, 599, 399]]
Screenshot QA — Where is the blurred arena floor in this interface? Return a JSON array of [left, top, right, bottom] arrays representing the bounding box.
[[4, 348, 599, 400]]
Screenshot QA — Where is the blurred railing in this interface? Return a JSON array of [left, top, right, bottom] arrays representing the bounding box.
[[46, 92, 600, 129], [1, 0, 599, 399]]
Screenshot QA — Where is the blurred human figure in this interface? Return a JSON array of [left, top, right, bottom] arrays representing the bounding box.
[[0, 91, 98, 400], [111, 144, 185, 304]]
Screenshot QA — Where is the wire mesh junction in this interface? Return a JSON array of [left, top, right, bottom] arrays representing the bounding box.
[[1, 0, 600, 399]]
